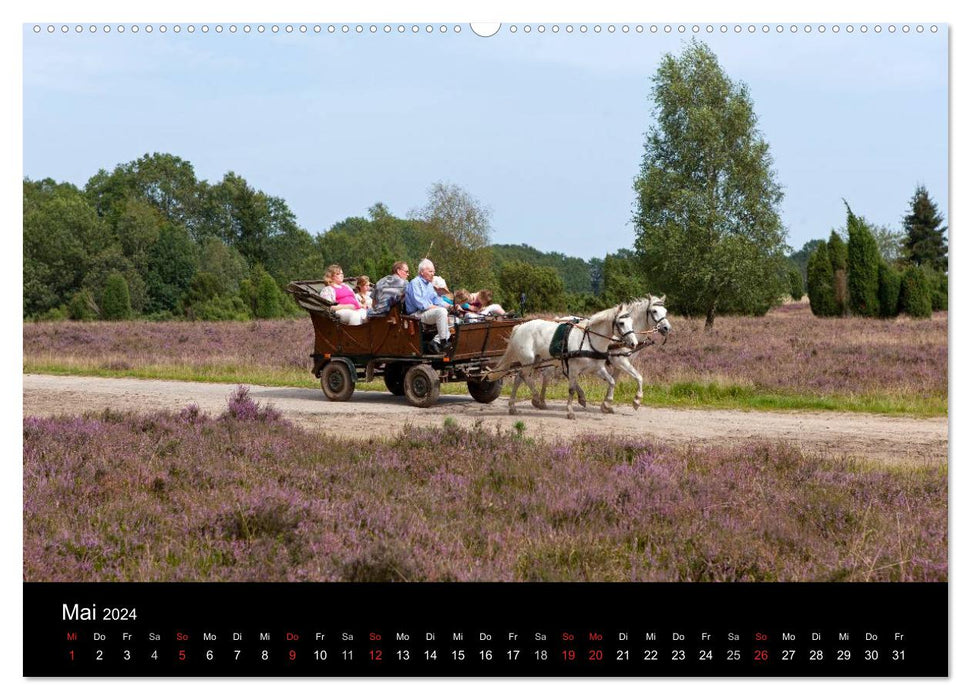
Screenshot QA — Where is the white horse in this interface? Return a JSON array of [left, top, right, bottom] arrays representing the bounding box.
[[529, 295, 672, 412], [487, 303, 637, 419]]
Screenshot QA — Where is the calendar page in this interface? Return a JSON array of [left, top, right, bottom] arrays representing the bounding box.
[[21, 11, 949, 679]]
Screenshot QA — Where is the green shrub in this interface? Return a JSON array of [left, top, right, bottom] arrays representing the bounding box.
[[101, 272, 132, 320], [847, 211, 880, 317], [191, 296, 252, 321], [254, 269, 284, 319], [68, 289, 98, 321], [827, 230, 848, 271], [876, 262, 901, 318], [807, 245, 837, 317], [899, 266, 932, 318], [786, 265, 804, 301], [35, 305, 69, 321], [926, 270, 948, 311]]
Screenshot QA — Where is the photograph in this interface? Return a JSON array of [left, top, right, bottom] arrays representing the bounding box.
[[20, 13, 948, 679]]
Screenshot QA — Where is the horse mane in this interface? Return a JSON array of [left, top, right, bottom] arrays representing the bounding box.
[[626, 295, 663, 309], [587, 303, 626, 326]]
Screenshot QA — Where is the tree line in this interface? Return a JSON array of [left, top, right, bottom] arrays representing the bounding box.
[[804, 187, 947, 319], [25, 41, 944, 328], [24, 155, 628, 321]]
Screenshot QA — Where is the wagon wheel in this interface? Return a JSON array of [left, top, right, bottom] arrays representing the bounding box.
[[403, 364, 440, 408], [384, 362, 406, 396], [467, 378, 503, 404], [320, 362, 355, 401]]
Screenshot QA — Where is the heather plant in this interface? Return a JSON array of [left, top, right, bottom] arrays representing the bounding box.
[[23, 407, 946, 583], [222, 385, 285, 423]]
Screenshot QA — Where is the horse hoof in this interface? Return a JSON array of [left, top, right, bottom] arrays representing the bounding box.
[[567, 412, 576, 421], [578, 398, 587, 407], [633, 402, 641, 410], [508, 407, 518, 416], [531, 398, 547, 409], [601, 404, 614, 414]]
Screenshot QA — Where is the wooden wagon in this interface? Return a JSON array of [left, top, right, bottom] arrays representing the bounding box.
[[287, 280, 525, 407]]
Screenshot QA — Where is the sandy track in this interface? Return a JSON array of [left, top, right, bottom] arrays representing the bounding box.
[[23, 374, 947, 467]]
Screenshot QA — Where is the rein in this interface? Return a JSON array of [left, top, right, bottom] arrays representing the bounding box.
[[558, 306, 633, 377]]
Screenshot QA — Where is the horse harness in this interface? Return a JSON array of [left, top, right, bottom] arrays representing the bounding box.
[[551, 307, 636, 378], [552, 302, 668, 376]]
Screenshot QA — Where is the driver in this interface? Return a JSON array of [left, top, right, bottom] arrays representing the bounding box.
[[403, 258, 452, 354]]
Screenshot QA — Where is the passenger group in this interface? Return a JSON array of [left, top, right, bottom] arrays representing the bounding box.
[[319, 258, 506, 353]]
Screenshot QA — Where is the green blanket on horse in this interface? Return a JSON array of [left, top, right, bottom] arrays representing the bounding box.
[[549, 323, 572, 358]]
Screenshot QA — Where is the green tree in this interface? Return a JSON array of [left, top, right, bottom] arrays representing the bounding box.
[[497, 262, 566, 314], [588, 257, 605, 296], [144, 225, 199, 314], [199, 172, 298, 267], [827, 230, 849, 315], [871, 223, 906, 264], [85, 153, 201, 234], [411, 182, 495, 290], [489, 243, 595, 294], [600, 249, 650, 305], [82, 246, 148, 314], [926, 269, 948, 311], [899, 266, 932, 318], [23, 184, 109, 316], [249, 266, 284, 319], [318, 204, 431, 282], [876, 262, 902, 318], [181, 271, 251, 320], [633, 40, 788, 329], [903, 185, 947, 271], [786, 263, 804, 300], [197, 237, 250, 293], [846, 204, 880, 317], [264, 226, 325, 285], [807, 244, 838, 317], [827, 230, 848, 271], [787, 239, 824, 287], [67, 289, 98, 321], [101, 272, 133, 320]]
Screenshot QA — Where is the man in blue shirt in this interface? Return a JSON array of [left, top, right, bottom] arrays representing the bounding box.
[[404, 258, 452, 354]]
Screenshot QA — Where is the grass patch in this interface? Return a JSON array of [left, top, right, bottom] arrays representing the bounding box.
[[25, 359, 945, 417]]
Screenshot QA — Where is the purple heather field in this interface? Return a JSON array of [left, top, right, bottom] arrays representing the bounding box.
[[23, 304, 947, 399], [23, 388, 946, 583]]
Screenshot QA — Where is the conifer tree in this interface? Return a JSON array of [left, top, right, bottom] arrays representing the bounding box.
[[846, 204, 880, 317], [807, 245, 837, 317], [903, 186, 947, 271]]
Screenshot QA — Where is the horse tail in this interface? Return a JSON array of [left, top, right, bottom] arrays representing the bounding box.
[[485, 323, 528, 381]]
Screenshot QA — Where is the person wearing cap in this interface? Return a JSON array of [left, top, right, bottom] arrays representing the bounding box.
[[432, 275, 453, 305], [403, 258, 452, 354]]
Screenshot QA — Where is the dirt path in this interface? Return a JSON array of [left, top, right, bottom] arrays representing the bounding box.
[[23, 374, 947, 467]]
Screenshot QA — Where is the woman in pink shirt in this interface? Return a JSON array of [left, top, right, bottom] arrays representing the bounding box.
[[320, 265, 367, 325]]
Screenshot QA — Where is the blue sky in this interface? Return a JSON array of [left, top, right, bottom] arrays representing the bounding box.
[[23, 23, 948, 259]]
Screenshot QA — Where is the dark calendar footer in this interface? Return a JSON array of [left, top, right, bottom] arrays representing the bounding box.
[[24, 582, 947, 676]]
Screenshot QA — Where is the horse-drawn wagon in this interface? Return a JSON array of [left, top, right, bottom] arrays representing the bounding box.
[[287, 280, 525, 408]]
